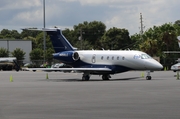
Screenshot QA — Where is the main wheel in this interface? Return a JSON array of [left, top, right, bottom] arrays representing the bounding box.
[[82, 75, 90, 81], [102, 75, 110, 80]]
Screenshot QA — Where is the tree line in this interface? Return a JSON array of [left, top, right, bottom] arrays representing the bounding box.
[[1, 20, 180, 68]]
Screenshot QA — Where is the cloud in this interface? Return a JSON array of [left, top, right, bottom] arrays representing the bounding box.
[[0, 0, 42, 28], [0, 0, 41, 10], [12, 10, 42, 25], [0, 0, 180, 34]]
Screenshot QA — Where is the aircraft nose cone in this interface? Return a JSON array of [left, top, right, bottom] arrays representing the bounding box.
[[156, 62, 163, 70], [145, 59, 163, 70]]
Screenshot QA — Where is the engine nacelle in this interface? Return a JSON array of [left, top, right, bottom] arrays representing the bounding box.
[[53, 51, 79, 63]]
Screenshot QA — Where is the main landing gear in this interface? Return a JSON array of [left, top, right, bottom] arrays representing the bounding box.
[[146, 70, 152, 80], [102, 74, 111, 80], [82, 74, 90, 81], [82, 73, 111, 81]]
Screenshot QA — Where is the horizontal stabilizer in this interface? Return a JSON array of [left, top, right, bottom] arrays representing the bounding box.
[[22, 28, 60, 31]]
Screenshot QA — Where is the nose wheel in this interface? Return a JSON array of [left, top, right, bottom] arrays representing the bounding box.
[[146, 76, 152, 80], [146, 70, 152, 80]]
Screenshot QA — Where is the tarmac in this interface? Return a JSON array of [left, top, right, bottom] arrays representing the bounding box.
[[0, 71, 180, 119]]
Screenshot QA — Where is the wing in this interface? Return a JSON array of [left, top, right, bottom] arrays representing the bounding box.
[[25, 67, 112, 72]]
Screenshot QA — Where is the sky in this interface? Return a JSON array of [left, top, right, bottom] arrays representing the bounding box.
[[0, 0, 180, 35]]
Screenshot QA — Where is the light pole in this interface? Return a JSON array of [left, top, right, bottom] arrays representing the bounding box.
[[140, 13, 145, 40], [43, 0, 46, 63], [78, 29, 83, 50]]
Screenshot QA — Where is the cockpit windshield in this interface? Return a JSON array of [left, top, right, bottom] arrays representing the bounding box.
[[141, 54, 152, 59], [133, 53, 152, 59]]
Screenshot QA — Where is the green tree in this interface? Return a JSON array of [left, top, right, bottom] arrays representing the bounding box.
[[100, 27, 132, 50], [34, 32, 53, 50], [0, 29, 21, 39], [11, 30, 21, 39], [138, 26, 162, 56], [45, 48, 54, 65], [34, 32, 44, 49], [29, 48, 43, 67], [73, 21, 106, 50], [62, 28, 78, 49], [21, 28, 41, 39], [174, 20, 180, 26], [0, 29, 11, 38], [139, 38, 159, 56], [11, 48, 26, 66], [0, 48, 9, 57], [134, 22, 180, 68], [130, 33, 141, 50], [23, 36, 37, 48]]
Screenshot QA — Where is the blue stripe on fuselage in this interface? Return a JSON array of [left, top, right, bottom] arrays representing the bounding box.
[[66, 60, 133, 74]]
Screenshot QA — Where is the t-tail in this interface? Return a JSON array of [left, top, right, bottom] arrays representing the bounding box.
[[44, 28, 75, 53]]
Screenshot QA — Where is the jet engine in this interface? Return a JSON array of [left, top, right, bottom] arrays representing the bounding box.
[[53, 51, 80, 63]]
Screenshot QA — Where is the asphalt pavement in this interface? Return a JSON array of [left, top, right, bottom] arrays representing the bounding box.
[[0, 71, 180, 119]]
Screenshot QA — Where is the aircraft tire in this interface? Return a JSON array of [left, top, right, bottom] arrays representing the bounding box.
[[82, 75, 90, 81], [102, 75, 109, 80], [146, 76, 151, 80]]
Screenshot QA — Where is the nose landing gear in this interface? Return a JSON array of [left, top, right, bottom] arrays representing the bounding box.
[[146, 70, 152, 80], [146, 76, 152, 80]]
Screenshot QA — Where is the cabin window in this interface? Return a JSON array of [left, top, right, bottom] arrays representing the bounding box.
[[101, 56, 103, 60], [122, 57, 125, 60], [112, 56, 114, 60], [134, 54, 141, 59], [117, 56, 119, 60], [107, 56, 109, 60]]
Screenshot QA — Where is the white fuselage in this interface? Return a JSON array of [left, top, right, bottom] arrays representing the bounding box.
[[76, 50, 163, 70]]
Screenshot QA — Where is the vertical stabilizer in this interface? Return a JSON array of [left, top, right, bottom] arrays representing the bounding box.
[[45, 29, 74, 53]]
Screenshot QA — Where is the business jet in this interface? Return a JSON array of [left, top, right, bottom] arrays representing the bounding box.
[[27, 28, 163, 80], [170, 36, 180, 72]]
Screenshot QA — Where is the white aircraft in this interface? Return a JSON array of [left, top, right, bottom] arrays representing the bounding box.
[[0, 57, 16, 62], [170, 36, 180, 72], [27, 28, 163, 80], [0, 57, 20, 71]]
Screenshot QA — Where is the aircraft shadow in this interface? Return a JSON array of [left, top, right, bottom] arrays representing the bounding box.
[[44, 77, 143, 82]]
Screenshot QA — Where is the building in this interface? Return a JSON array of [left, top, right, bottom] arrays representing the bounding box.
[[0, 39, 32, 63]]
